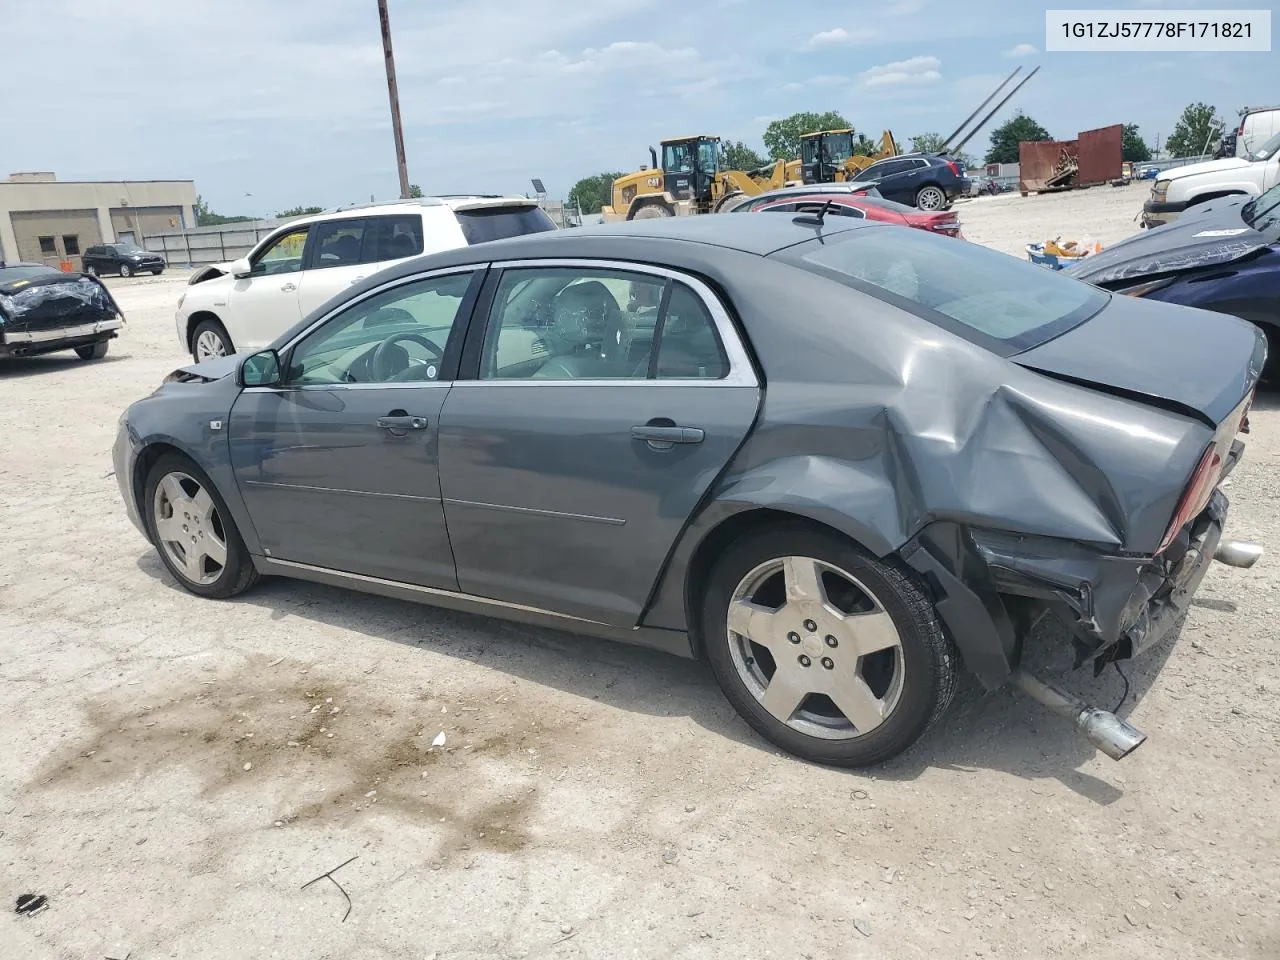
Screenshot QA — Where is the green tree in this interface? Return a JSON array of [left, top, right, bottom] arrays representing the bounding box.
[[193, 195, 253, 227], [407, 184, 424, 198], [720, 139, 768, 171], [763, 111, 852, 160], [1121, 124, 1152, 163], [1165, 102, 1221, 158], [567, 172, 626, 215], [984, 111, 1052, 164], [852, 133, 879, 156], [276, 205, 325, 218], [910, 132, 947, 154]]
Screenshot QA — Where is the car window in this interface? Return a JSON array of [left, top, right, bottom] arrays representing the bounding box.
[[251, 227, 310, 277], [454, 206, 557, 245], [285, 271, 476, 385], [361, 214, 424, 263], [864, 159, 904, 178], [480, 267, 728, 381], [1247, 131, 1280, 162], [311, 219, 366, 270], [782, 227, 1109, 355]]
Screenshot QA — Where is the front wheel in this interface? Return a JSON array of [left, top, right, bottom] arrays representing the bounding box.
[[631, 203, 673, 219], [119, 263, 132, 277], [143, 453, 259, 599], [75, 341, 109, 360], [702, 523, 958, 767], [191, 317, 234, 362], [915, 185, 947, 211]]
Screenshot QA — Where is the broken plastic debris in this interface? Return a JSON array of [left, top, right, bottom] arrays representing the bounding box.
[[15, 894, 48, 917], [432, 731, 447, 747]]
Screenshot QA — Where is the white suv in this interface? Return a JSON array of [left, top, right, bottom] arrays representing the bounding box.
[[176, 196, 555, 361]]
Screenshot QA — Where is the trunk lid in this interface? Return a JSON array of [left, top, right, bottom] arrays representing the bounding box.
[[1012, 292, 1265, 426]]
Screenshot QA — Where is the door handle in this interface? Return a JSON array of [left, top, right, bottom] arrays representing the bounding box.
[[280, 282, 297, 292], [631, 423, 704, 446], [376, 415, 428, 431], [350, 276, 366, 285]]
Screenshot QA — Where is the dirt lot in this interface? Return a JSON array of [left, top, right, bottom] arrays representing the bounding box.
[[3, 191, 1279, 960]]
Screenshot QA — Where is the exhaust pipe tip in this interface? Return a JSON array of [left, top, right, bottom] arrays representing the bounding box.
[[1077, 708, 1147, 761], [1213, 539, 1263, 569]]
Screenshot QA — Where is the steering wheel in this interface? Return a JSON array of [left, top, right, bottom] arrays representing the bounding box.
[[371, 331, 444, 381]]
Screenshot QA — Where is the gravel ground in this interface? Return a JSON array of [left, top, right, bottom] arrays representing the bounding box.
[[3, 193, 1279, 960]]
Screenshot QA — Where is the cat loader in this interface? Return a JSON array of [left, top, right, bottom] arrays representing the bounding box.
[[601, 135, 800, 221], [799, 129, 899, 184]]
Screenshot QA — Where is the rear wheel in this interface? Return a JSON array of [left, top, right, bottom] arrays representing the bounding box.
[[75, 341, 109, 360], [152, 268, 164, 275], [702, 523, 958, 767], [915, 185, 947, 211], [632, 203, 673, 219], [119, 263, 132, 278], [191, 317, 233, 362], [143, 453, 259, 599], [715, 191, 746, 213]]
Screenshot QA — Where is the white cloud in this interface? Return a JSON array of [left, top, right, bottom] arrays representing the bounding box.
[[859, 55, 942, 87], [804, 26, 879, 49], [1004, 43, 1037, 58]]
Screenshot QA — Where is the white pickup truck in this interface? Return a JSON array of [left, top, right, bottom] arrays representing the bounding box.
[[1142, 131, 1280, 227]]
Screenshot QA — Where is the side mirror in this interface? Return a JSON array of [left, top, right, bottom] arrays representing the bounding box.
[[240, 349, 281, 388], [230, 257, 253, 278]]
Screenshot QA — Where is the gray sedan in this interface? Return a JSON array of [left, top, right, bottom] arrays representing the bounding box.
[[114, 213, 1265, 767]]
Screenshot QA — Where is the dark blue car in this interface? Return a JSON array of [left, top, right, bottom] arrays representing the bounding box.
[[1066, 184, 1280, 372], [850, 153, 971, 211]]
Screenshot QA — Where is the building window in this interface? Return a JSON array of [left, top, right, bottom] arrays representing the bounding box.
[[62, 235, 80, 255], [38, 236, 57, 255]]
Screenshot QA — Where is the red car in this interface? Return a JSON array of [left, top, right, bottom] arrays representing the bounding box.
[[749, 192, 963, 238]]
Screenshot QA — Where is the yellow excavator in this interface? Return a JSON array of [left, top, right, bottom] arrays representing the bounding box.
[[601, 135, 799, 221], [798, 129, 899, 183]]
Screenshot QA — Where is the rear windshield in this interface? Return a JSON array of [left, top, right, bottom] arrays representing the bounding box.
[[455, 206, 556, 245], [0, 265, 58, 284], [781, 226, 1108, 355]]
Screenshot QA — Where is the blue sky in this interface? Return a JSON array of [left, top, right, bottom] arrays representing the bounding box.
[[4, 0, 1274, 215]]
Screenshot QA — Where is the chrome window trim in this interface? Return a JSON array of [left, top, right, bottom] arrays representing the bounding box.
[[465, 257, 759, 389]]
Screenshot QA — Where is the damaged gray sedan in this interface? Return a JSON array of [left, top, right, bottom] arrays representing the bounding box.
[[113, 214, 1264, 766]]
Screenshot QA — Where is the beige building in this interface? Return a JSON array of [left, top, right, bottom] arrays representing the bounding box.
[[0, 172, 197, 271]]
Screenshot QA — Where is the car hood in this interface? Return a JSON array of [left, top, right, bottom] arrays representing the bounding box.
[[1064, 196, 1269, 285], [1158, 156, 1253, 182], [1013, 291, 1264, 426], [171, 354, 241, 382]]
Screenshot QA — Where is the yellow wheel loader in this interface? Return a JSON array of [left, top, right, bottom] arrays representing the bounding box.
[[799, 129, 899, 184], [601, 135, 800, 221]]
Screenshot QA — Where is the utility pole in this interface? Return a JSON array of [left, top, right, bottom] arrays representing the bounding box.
[[377, 0, 411, 199]]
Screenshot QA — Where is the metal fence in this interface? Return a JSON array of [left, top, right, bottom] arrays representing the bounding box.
[[139, 218, 290, 268]]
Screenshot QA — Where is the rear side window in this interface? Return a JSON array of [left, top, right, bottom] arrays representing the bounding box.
[[455, 206, 556, 245], [783, 227, 1108, 355], [311, 219, 365, 270], [361, 214, 424, 263]]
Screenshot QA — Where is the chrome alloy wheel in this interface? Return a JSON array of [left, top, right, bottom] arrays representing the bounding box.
[[152, 471, 228, 586], [726, 556, 905, 740], [916, 185, 946, 210], [195, 329, 227, 361]]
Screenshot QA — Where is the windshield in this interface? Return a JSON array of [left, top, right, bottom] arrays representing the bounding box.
[[697, 139, 718, 172], [822, 133, 854, 164], [663, 142, 694, 173], [780, 227, 1109, 355], [1242, 182, 1280, 240], [1248, 131, 1280, 162], [0, 264, 59, 284]]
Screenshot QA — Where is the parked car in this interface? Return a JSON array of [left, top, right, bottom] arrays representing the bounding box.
[[732, 182, 884, 210], [1068, 183, 1280, 368], [1232, 105, 1280, 159], [1, 260, 123, 360], [116, 214, 1263, 767], [82, 242, 166, 277], [175, 195, 556, 362], [745, 192, 963, 237], [1143, 131, 1280, 227], [847, 153, 971, 210]]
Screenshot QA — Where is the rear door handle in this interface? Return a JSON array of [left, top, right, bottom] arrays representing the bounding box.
[[377, 415, 428, 431], [350, 276, 366, 285], [280, 282, 297, 292], [631, 424, 704, 445]]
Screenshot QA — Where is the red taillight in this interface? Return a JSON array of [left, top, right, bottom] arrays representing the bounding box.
[[947, 161, 960, 176], [1157, 447, 1222, 554]]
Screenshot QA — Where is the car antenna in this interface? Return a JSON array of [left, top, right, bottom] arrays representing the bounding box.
[[793, 199, 835, 227]]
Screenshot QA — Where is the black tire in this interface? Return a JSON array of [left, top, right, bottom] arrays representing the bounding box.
[[701, 522, 958, 767], [75, 341, 109, 360], [631, 203, 673, 220], [152, 268, 164, 275], [715, 191, 746, 213], [119, 263, 132, 278], [143, 452, 259, 600], [190, 317, 234, 362]]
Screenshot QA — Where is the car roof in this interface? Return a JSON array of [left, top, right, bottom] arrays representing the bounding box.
[[279, 195, 542, 228]]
